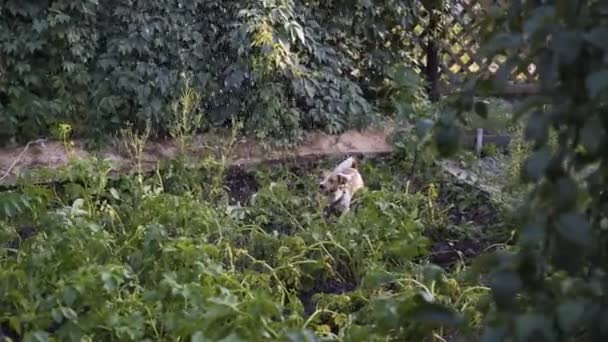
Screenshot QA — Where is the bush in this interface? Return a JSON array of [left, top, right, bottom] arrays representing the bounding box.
[[0, 0, 434, 146], [431, 0, 608, 340]]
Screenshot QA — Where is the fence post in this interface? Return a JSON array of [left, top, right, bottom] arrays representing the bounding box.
[[476, 128, 484, 155], [425, 6, 440, 102]]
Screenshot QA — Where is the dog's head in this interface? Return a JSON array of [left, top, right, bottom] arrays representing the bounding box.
[[319, 171, 350, 196]]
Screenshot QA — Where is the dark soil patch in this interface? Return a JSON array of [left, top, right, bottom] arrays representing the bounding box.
[[437, 181, 501, 229], [3, 224, 38, 252], [224, 166, 259, 205], [299, 278, 358, 316], [425, 181, 503, 270], [261, 220, 299, 236], [0, 321, 19, 342], [428, 238, 490, 270]]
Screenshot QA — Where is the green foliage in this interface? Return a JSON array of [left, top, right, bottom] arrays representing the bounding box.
[[387, 64, 433, 121], [0, 0, 444, 146], [430, 0, 608, 340], [480, 144, 498, 158], [0, 191, 40, 220], [0, 154, 498, 340], [463, 98, 515, 133]]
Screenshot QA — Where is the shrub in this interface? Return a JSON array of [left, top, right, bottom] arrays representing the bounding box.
[[0, 0, 433, 146], [430, 0, 608, 340]]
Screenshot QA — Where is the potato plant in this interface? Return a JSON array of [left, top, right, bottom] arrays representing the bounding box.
[[0, 152, 506, 341]]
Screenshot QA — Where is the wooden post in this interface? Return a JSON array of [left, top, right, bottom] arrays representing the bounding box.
[[425, 6, 440, 102], [475, 128, 484, 155]]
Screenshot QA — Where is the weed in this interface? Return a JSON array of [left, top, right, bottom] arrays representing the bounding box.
[[169, 78, 204, 156], [480, 143, 498, 158], [55, 123, 75, 156], [118, 120, 151, 177]]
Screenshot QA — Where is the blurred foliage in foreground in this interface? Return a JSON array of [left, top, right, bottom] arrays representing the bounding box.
[[431, 0, 608, 340]]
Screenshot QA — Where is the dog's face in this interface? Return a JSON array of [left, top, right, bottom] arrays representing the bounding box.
[[318, 171, 336, 195], [319, 171, 349, 197]]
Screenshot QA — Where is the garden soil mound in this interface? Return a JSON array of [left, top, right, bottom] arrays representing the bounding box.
[[0, 126, 397, 186]]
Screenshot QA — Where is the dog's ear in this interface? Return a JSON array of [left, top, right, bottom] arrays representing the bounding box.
[[336, 173, 351, 185], [350, 157, 358, 169]]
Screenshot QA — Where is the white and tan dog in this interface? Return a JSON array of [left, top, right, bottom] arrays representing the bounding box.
[[319, 156, 364, 216]]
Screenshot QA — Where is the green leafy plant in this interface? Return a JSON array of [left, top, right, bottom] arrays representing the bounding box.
[[0, 0, 405, 146], [429, 0, 608, 340], [0, 151, 501, 341], [169, 78, 204, 156], [118, 121, 151, 177], [480, 143, 498, 158]]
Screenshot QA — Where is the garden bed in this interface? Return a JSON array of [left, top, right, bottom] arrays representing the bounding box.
[[0, 125, 511, 188], [0, 126, 512, 340]]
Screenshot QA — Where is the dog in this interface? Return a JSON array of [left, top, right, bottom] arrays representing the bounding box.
[[319, 156, 364, 217]]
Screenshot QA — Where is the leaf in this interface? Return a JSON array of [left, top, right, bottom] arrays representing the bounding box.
[[489, 270, 522, 310], [481, 325, 507, 342], [60, 307, 78, 321], [435, 124, 462, 157], [361, 270, 399, 289], [523, 148, 551, 182], [289, 22, 306, 46], [32, 19, 48, 33], [523, 6, 555, 40], [391, 65, 420, 89], [224, 69, 247, 89], [422, 264, 445, 283], [395, 102, 414, 118], [408, 298, 463, 326], [514, 313, 555, 341], [482, 33, 523, 55], [555, 212, 592, 247], [554, 177, 578, 210], [474, 100, 488, 119], [70, 198, 87, 217], [191, 331, 208, 342], [23, 331, 50, 342], [557, 299, 587, 333], [581, 115, 604, 155], [585, 70, 608, 99], [109, 188, 120, 200], [63, 287, 78, 306], [415, 118, 434, 138], [519, 214, 547, 247], [286, 330, 320, 342], [584, 27, 608, 51], [8, 317, 21, 336], [553, 31, 582, 65], [524, 111, 548, 145]]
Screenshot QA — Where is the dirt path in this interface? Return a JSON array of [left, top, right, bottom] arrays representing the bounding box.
[[0, 126, 398, 186]]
